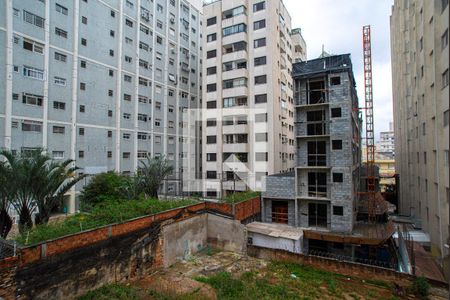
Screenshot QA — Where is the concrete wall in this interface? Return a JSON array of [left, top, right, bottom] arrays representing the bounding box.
[[248, 232, 302, 254], [207, 213, 246, 254], [162, 214, 208, 267], [262, 175, 296, 199]]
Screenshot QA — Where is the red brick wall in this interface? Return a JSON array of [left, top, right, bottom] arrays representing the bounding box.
[[234, 197, 261, 221], [247, 245, 450, 288]]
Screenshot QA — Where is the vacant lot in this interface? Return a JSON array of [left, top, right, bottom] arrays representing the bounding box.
[[78, 251, 448, 300]]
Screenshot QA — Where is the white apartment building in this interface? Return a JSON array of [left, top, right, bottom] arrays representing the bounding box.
[[201, 0, 306, 198], [0, 0, 202, 212], [391, 0, 449, 264]]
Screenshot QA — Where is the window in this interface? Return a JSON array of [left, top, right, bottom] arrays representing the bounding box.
[[81, 38, 87, 46], [23, 39, 44, 54], [254, 75, 267, 85], [207, 101, 217, 109], [23, 11, 45, 28], [108, 110, 113, 117], [255, 94, 267, 104], [53, 126, 65, 134], [444, 110, 449, 126], [54, 76, 66, 86], [108, 90, 113, 97], [156, 36, 163, 44], [139, 41, 149, 51], [139, 77, 148, 86], [55, 27, 68, 38], [156, 20, 163, 29], [22, 93, 43, 106], [125, 56, 132, 63], [79, 105, 85, 112], [54, 52, 67, 62], [125, 37, 133, 44], [138, 114, 148, 122], [422, 122, 426, 135], [332, 173, 343, 183], [254, 56, 266, 66], [331, 107, 342, 118], [308, 172, 327, 197], [122, 133, 131, 140], [253, 1, 265, 11], [107, 131, 113, 138], [109, 50, 114, 56], [223, 77, 247, 89], [207, 50, 217, 59], [124, 75, 132, 82], [78, 151, 84, 158], [206, 153, 217, 161], [207, 17, 216, 26], [107, 151, 113, 158], [80, 60, 86, 68], [140, 24, 149, 35], [255, 113, 267, 122], [125, 19, 133, 27], [254, 38, 266, 48], [79, 128, 84, 136], [419, 37, 423, 51], [111, 10, 115, 17], [207, 33, 217, 42], [223, 23, 246, 37], [442, 69, 449, 88], [255, 133, 268, 142], [23, 66, 44, 80], [123, 94, 131, 101], [443, 0, 449, 12], [253, 19, 266, 30], [80, 82, 86, 90], [222, 5, 246, 19], [330, 77, 341, 85], [13, 8, 19, 17], [207, 83, 217, 92], [22, 120, 42, 132], [255, 152, 268, 161], [52, 151, 64, 159], [53, 101, 65, 110], [206, 119, 217, 127], [333, 206, 343, 216], [308, 141, 326, 166], [442, 29, 448, 50], [81, 16, 87, 24], [206, 67, 217, 75], [206, 136, 217, 144], [206, 171, 217, 179], [307, 110, 326, 135], [332, 140, 342, 150], [123, 152, 131, 159]]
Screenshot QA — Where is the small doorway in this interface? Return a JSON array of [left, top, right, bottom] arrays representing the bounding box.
[[308, 203, 327, 228], [272, 201, 289, 224]]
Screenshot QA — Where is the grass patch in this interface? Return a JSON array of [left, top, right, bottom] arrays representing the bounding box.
[[365, 278, 391, 289], [222, 191, 260, 203], [77, 283, 140, 300], [15, 198, 198, 245]]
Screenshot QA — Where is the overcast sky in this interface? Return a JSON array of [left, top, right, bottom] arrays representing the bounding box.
[[284, 0, 395, 139]]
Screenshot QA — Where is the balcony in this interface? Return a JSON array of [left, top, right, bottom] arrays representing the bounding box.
[[222, 49, 247, 63], [223, 142, 248, 153], [222, 31, 247, 46]]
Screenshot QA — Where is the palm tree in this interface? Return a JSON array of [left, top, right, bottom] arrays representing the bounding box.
[[137, 156, 174, 199], [33, 158, 85, 225], [0, 159, 14, 238], [0, 149, 85, 233]]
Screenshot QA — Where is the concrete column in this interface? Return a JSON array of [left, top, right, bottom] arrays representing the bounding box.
[[295, 198, 298, 226]]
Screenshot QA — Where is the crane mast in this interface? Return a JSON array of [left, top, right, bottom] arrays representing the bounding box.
[[363, 25, 376, 222]]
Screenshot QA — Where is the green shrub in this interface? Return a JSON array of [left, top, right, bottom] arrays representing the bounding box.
[[411, 276, 430, 298], [77, 284, 140, 300], [79, 172, 130, 210], [222, 191, 260, 203], [15, 198, 198, 245]]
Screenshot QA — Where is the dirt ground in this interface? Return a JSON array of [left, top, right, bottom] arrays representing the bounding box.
[[127, 251, 449, 300]]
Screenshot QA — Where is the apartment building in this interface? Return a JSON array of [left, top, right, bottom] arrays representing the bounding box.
[[390, 0, 449, 260], [377, 122, 395, 157], [261, 54, 362, 234], [0, 0, 202, 212], [201, 0, 305, 197]]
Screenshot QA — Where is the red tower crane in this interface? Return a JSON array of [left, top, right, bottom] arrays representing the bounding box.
[[363, 25, 377, 222]]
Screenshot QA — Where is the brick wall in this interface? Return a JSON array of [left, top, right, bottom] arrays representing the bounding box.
[[0, 198, 261, 299], [247, 245, 448, 289]]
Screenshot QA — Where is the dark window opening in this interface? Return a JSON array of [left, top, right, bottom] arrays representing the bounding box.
[[272, 201, 289, 224], [307, 141, 326, 166], [306, 110, 326, 135], [332, 140, 342, 150], [308, 203, 327, 227], [333, 206, 343, 216], [332, 173, 343, 182], [331, 107, 341, 118], [308, 172, 327, 198], [308, 80, 326, 104], [330, 76, 341, 85]]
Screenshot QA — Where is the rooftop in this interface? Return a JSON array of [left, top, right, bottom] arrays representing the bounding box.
[[292, 53, 354, 78]]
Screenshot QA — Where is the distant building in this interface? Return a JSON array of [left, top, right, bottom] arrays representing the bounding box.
[[376, 122, 395, 158], [390, 0, 449, 263]]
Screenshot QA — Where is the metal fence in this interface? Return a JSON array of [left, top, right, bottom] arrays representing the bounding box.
[[0, 237, 17, 260], [308, 249, 398, 270]]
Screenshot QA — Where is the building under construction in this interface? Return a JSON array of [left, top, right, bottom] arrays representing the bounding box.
[[256, 53, 398, 269]]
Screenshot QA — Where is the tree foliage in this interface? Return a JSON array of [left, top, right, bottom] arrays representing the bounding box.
[[137, 156, 174, 199], [0, 149, 85, 235]]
